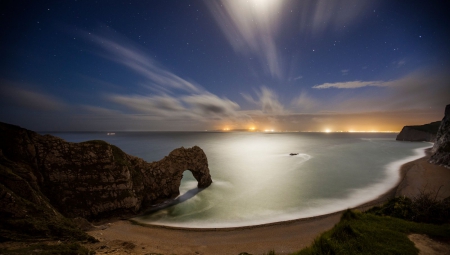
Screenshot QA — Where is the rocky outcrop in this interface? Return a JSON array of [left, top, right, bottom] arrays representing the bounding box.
[[0, 122, 212, 240], [396, 121, 441, 142], [430, 105, 450, 167]]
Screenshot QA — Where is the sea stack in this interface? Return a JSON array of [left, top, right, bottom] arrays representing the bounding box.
[[430, 104, 450, 167]]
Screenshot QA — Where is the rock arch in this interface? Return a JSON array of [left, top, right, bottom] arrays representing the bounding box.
[[146, 146, 213, 199], [0, 122, 213, 220]]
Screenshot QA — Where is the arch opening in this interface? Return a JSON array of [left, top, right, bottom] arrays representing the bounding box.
[[177, 170, 201, 202], [146, 170, 202, 214]]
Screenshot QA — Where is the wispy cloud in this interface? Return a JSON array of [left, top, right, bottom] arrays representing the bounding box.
[[109, 94, 188, 118], [297, 0, 377, 36], [291, 91, 319, 112], [314, 69, 450, 113], [205, 1, 376, 80], [392, 59, 406, 68], [205, 0, 284, 79], [183, 94, 240, 118], [82, 30, 249, 124], [87, 32, 202, 94], [0, 83, 67, 111], [80, 105, 123, 115], [242, 87, 285, 115], [312, 80, 385, 89], [341, 69, 349, 76]]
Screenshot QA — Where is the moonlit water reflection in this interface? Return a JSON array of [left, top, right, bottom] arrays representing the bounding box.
[[51, 132, 430, 228]]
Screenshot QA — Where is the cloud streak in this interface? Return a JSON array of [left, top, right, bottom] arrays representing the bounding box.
[[205, 1, 376, 81], [88, 32, 202, 94], [312, 80, 385, 89], [0, 83, 67, 111], [297, 0, 377, 36], [242, 87, 285, 115], [311, 69, 450, 113], [108, 93, 242, 121], [205, 0, 284, 79], [82, 30, 250, 125]]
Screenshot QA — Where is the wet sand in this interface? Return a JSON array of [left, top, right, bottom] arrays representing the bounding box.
[[85, 149, 450, 255]]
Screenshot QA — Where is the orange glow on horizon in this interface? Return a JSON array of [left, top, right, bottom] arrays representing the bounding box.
[[322, 129, 399, 133]]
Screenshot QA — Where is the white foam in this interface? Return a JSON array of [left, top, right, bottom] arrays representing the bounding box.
[[134, 144, 431, 228]]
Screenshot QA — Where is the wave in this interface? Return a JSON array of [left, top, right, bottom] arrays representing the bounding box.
[[134, 145, 431, 228]]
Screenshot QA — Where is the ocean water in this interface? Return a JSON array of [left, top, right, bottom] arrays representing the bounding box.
[[49, 132, 430, 228]]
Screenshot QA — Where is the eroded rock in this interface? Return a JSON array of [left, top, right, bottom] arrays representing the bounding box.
[[0, 122, 212, 240], [430, 104, 450, 167]]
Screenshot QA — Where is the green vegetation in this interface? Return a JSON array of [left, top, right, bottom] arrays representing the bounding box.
[[0, 242, 93, 255], [260, 193, 450, 255], [294, 210, 449, 255], [368, 192, 450, 224], [407, 121, 441, 134], [293, 191, 450, 255]]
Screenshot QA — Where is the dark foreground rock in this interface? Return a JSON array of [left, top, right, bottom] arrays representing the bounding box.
[[396, 121, 441, 142], [430, 105, 450, 167], [0, 122, 212, 241]]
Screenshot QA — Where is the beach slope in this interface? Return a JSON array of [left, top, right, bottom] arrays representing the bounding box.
[[85, 149, 450, 255]]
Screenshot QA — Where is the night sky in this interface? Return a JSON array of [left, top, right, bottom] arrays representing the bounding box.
[[1, 0, 449, 132]]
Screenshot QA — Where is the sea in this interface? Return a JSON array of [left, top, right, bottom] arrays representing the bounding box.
[[48, 131, 431, 228]]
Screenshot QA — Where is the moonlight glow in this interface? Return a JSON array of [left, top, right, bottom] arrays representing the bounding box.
[[0, 1, 448, 131]]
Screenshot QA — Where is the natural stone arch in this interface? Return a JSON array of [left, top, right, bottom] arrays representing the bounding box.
[[0, 121, 213, 220], [144, 146, 213, 201]]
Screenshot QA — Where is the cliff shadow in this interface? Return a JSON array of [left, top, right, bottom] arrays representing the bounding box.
[[144, 187, 205, 214]]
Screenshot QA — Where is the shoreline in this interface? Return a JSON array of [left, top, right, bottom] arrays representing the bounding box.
[[119, 146, 430, 232], [80, 147, 450, 255]]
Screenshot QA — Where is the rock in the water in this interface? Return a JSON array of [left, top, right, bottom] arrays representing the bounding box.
[[0, 122, 212, 240], [430, 105, 450, 167], [396, 121, 441, 142]]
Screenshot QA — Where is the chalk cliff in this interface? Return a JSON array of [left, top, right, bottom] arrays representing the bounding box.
[[396, 121, 441, 142], [0, 122, 212, 240], [430, 105, 450, 167]]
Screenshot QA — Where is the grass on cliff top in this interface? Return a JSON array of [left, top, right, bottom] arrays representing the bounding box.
[[250, 194, 450, 255], [291, 193, 450, 255], [292, 209, 450, 255]]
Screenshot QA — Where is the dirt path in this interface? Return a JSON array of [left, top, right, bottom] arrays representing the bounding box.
[[409, 234, 450, 255]]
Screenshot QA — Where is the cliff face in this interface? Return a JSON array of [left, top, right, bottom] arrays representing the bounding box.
[[396, 121, 441, 142], [430, 105, 450, 167], [0, 122, 212, 240]]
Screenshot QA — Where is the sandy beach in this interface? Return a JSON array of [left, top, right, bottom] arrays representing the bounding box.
[[83, 148, 450, 255]]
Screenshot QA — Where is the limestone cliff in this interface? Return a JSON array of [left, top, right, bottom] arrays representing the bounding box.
[[430, 105, 450, 167], [0, 122, 212, 240], [396, 121, 441, 142]]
